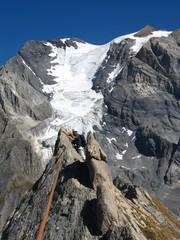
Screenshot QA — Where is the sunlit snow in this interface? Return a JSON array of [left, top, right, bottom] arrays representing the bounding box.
[[122, 127, 133, 136], [106, 137, 117, 143], [131, 30, 172, 53], [41, 40, 110, 144], [112, 30, 172, 54], [132, 155, 141, 159], [37, 30, 171, 161], [116, 149, 126, 160], [107, 64, 123, 83]]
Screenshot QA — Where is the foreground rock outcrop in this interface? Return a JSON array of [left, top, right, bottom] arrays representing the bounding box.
[[0, 129, 179, 240]]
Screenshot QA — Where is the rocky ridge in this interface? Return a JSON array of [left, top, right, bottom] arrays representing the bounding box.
[[0, 25, 180, 233], [0, 129, 179, 240]]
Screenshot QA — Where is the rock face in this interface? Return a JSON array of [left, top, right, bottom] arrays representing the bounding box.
[[0, 129, 179, 240], [0, 57, 52, 230], [86, 132, 119, 234], [92, 28, 180, 217], [0, 25, 180, 234]]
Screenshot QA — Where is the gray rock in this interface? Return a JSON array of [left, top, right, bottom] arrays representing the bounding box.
[[1, 130, 179, 240], [0, 26, 180, 236], [92, 29, 180, 217]]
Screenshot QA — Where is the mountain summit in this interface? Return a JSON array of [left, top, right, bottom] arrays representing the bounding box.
[[0, 26, 180, 238]]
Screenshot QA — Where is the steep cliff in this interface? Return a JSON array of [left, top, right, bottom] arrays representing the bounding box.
[[0, 26, 180, 233], [92, 27, 180, 217], [0, 129, 179, 240]]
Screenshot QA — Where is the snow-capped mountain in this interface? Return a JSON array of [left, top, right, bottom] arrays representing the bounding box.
[[38, 29, 171, 156], [0, 25, 180, 234]]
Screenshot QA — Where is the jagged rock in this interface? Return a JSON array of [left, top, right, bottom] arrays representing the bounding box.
[[0, 118, 42, 231], [113, 176, 138, 201], [86, 132, 112, 192], [164, 139, 180, 185], [86, 132, 119, 234], [86, 132, 107, 163], [48, 37, 86, 49], [91, 29, 180, 217], [87, 157, 112, 189], [0, 26, 180, 237], [104, 225, 134, 240], [54, 128, 84, 163], [18, 40, 57, 85], [1, 130, 179, 240], [135, 125, 176, 158], [134, 25, 156, 37], [0, 55, 53, 230], [96, 182, 119, 235]]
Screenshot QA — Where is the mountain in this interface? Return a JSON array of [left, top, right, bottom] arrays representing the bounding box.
[[0, 25, 180, 237]]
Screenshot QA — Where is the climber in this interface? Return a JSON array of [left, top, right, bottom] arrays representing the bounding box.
[[62, 128, 86, 160]]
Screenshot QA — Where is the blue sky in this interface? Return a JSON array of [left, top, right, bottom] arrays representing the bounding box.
[[0, 0, 179, 66]]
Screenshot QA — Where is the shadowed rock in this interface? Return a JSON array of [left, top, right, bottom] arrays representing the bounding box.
[[0, 130, 179, 240]]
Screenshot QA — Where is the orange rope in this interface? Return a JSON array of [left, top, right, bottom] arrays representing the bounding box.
[[36, 150, 64, 240]]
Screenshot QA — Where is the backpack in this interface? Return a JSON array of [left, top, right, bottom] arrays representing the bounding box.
[[80, 134, 87, 147]]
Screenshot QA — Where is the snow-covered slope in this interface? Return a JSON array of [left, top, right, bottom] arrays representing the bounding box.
[[42, 40, 109, 136], [39, 30, 171, 151]]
